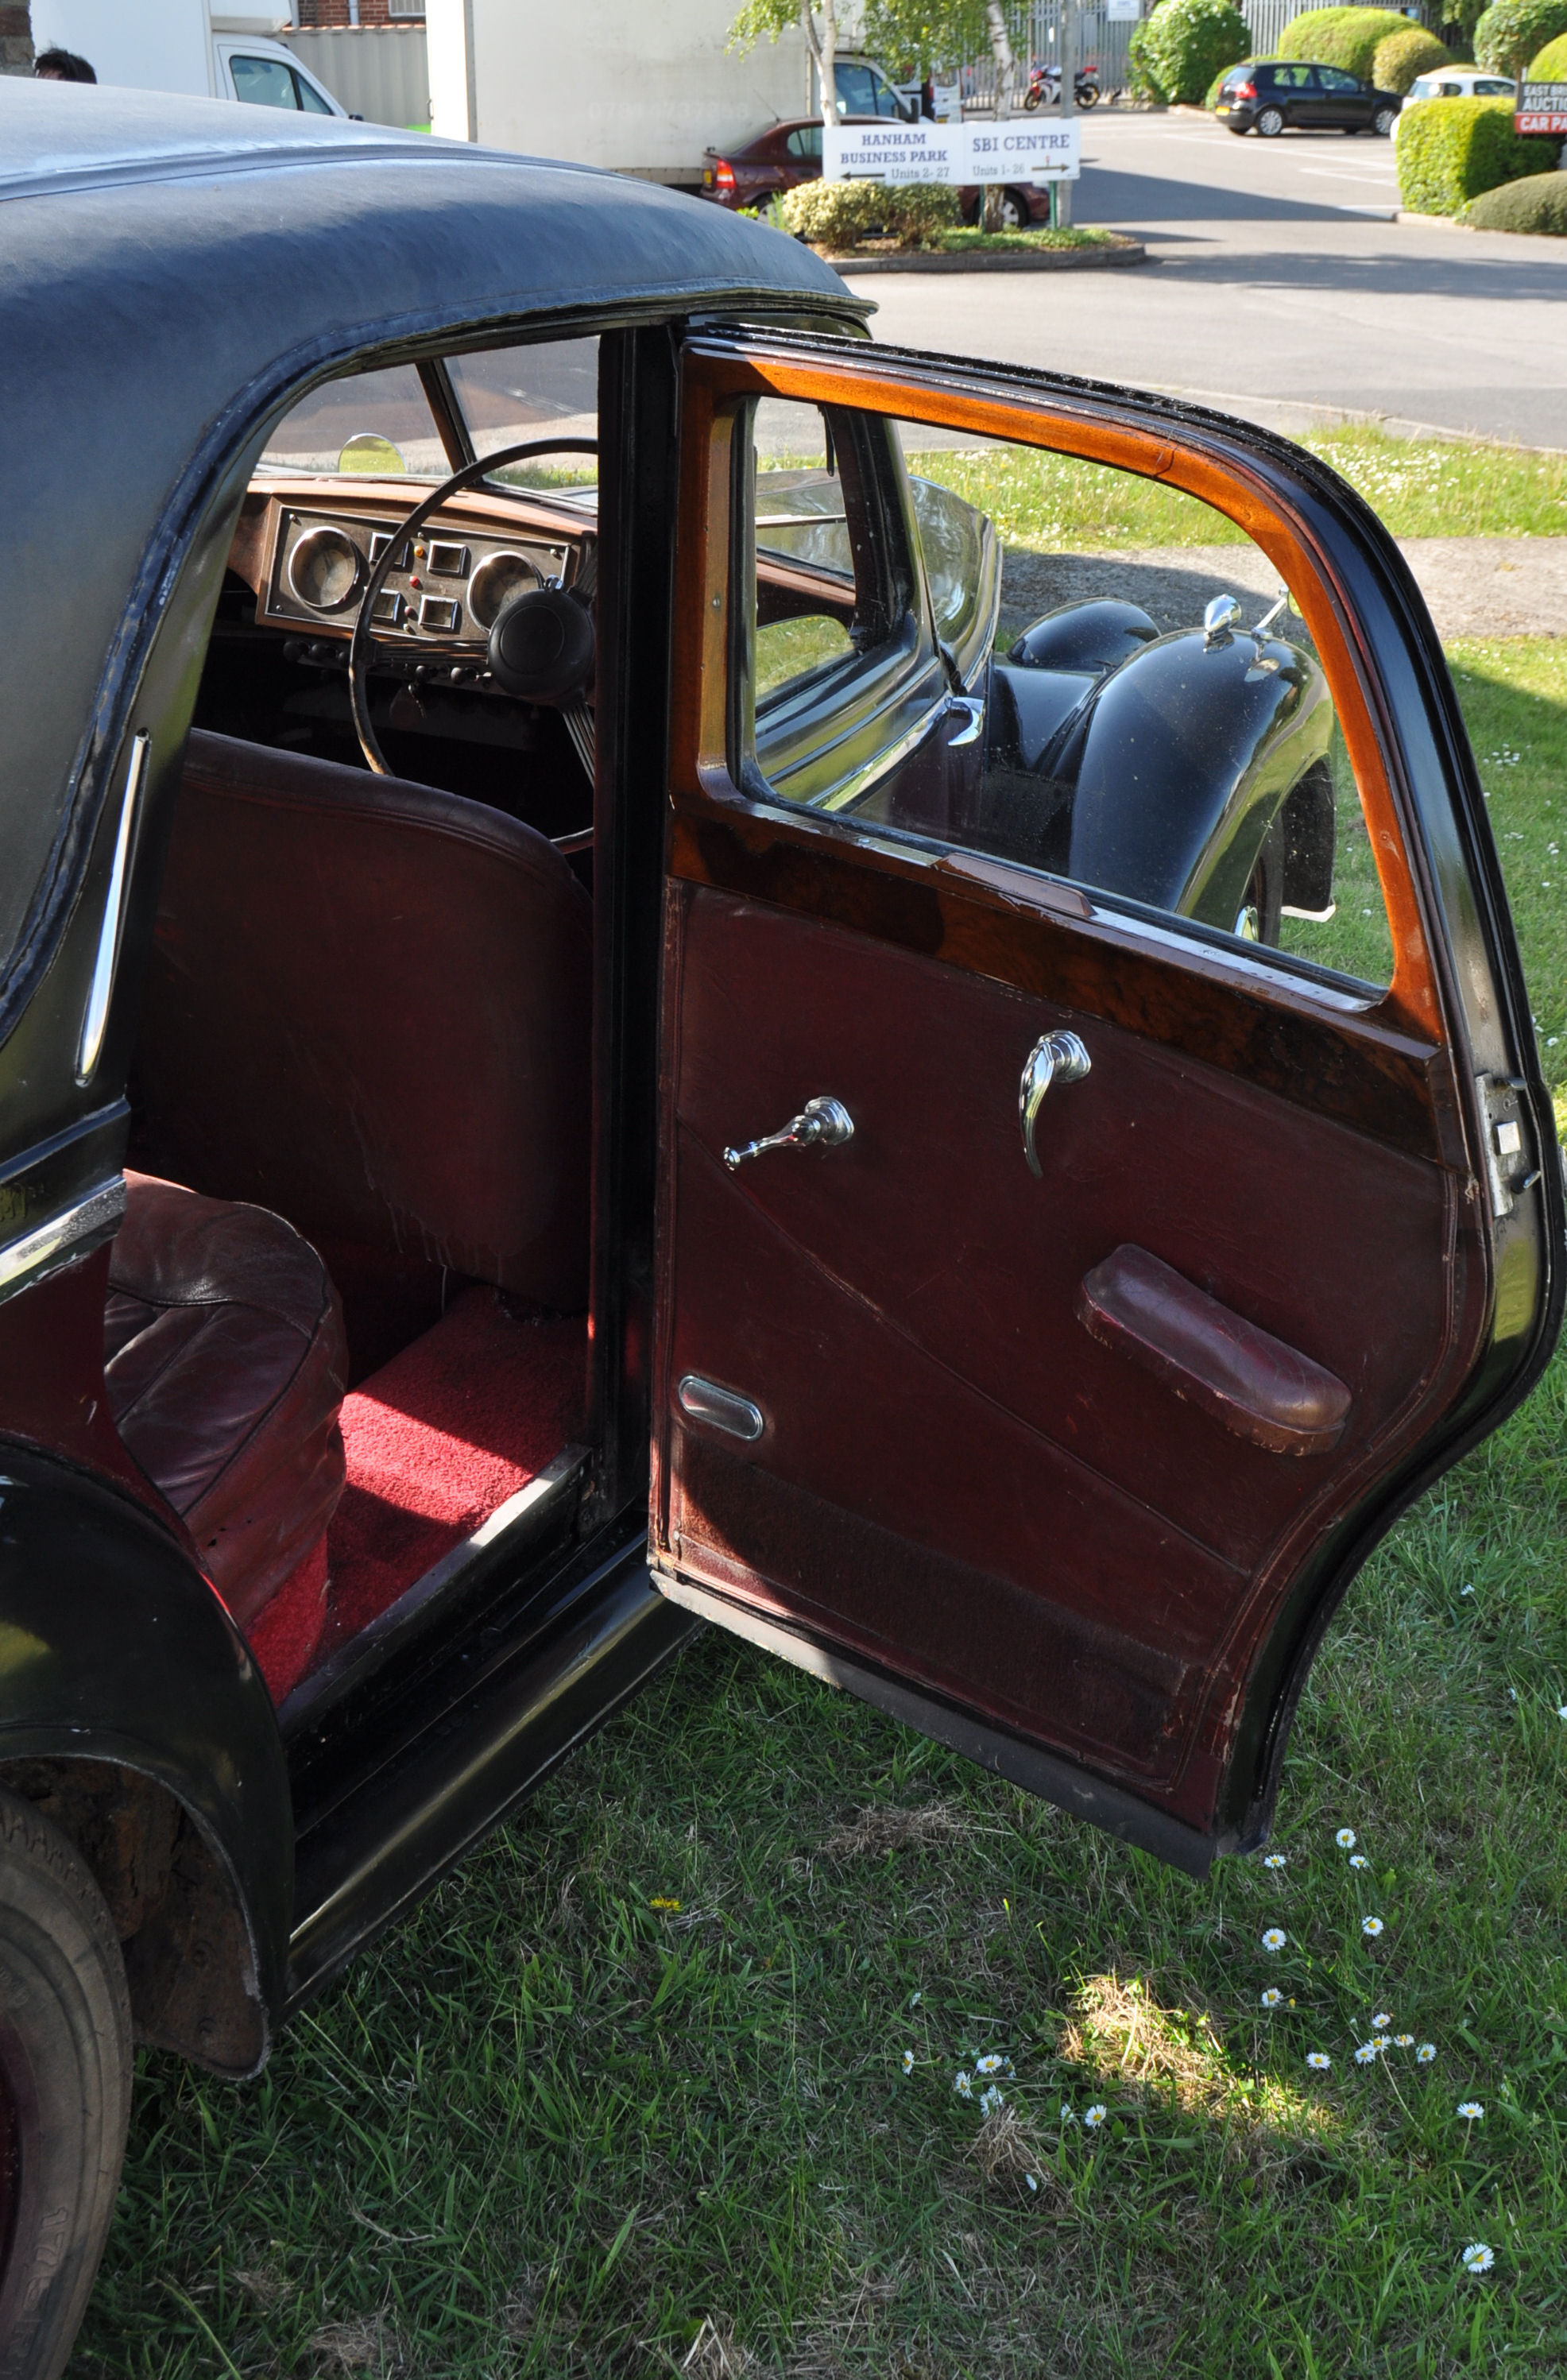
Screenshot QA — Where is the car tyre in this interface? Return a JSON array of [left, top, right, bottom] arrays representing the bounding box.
[[1372, 104, 1397, 135], [1235, 817, 1286, 947], [0, 1787, 132, 2380], [1256, 105, 1286, 137], [997, 188, 1031, 231]]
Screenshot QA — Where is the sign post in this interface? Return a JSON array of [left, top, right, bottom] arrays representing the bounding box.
[[1516, 79, 1567, 134], [824, 120, 1082, 191]]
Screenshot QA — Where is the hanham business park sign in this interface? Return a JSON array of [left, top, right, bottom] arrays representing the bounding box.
[[1516, 81, 1567, 134], [824, 119, 1081, 184]]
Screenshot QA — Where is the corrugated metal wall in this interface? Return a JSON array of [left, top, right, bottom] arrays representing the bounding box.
[[283, 23, 429, 126], [954, 0, 1358, 103]]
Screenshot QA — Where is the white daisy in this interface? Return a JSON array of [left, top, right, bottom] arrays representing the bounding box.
[[1361, 1916, 1384, 1937], [1260, 1987, 1283, 2009], [1349, 1855, 1370, 1871], [901, 2049, 915, 2074], [1025, 2173, 1039, 2192], [1461, 2243, 1495, 2275], [979, 2084, 1004, 2117], [1306, 2051, 1332, 2070], [1372, 2013, 1391, 2030], [1457, 2100, 1485, 2122], [1417, 2043, 1437, 2063], [1335, 1828, 1357, 1849], [908, 1991, 922, 2008], [1262, 1927, 1287, 1952], [954, 2071, 973, 2099], [1394, 2034, 1414, 2048], [1263, 1853, 1287, 1870], [1060, 2103, 1077, 2124], [1557, 1704, 1567, 1721], [1083, 2104, 1108, 2130], [1355, 2043, 1379, 2065], [975, 2053, 1008, 2076], [1461, 1585, 1474, 1596]]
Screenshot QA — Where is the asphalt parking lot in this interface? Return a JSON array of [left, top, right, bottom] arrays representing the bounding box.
[[845, 110, 1567, 447]]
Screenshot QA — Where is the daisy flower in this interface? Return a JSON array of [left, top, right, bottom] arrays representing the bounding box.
[[1461, 2243, 1495, 2275], [979, 2084, 1004, 2117], [1260, 1987, 1283, 2009], [1060, 2104, 1077, 2124], [1355, 2043, 1379, 2065], [1261, 1927, 1287, 1952], [1335, 1828, 1357, 1850], [1457, 2100, 1485, 2122], [954, 2071, 973, 2099], [1461, 1584, 1474, 1596], [1263, 1853, 1287, 1870], [1349, 1855, 1370, 1871], [908, 1991, 922, 2008], [975, 2053, 1008, 2076], [1417, 2043, 1437, 2063], [901, 2049, 915, 2074], [1557, 1704, 1567, 1721], [1394, 2034, 1414, 2048], [1306, 2051, 1332, 2070], [1083, 2104, 1108, 2130], [1361, 1916, 1384, 1937], [1372, 2013, 1391, 2030], [1025, 2173, 1039, 2192]]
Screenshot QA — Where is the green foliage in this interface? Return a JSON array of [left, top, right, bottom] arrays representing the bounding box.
[[780, 175, 961, 248], [1128, 0, 1249, 102], [1530, 24, 1567, 66], [727, 0, 803, 50], [1461, 163, 1567, 223], [1397, 90, 1558, 209], [1475, 0, 1567, 72], [1277, 4, 1412, 75], [1372, 25, 1454, 87], [861, 0, 995, 76]]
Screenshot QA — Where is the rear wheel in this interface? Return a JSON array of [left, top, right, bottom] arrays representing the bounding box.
[[1256, 105, 1286, 137], [1234, 818, 1286, 947], [0, 1789, 131, 2380], [996, 188, 1031, 230], [1372, 104, 1397, 135]]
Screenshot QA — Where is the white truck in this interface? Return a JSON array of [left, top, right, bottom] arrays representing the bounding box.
[[425, 0, 907, 189], [29, 0, 348, 115]]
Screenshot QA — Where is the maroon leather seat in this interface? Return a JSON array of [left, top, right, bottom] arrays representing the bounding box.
[[105, 1172, 347, 1634], [136, 731, 594, 1352]]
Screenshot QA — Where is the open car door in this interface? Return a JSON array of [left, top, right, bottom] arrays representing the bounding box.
[[648, 329, 1560, 1875]]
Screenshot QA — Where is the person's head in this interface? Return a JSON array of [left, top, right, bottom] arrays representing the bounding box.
[[34, 47, 97, 82]]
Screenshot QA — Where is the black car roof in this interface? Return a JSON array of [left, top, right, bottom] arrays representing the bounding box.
[[0, 83, 857, 1016]]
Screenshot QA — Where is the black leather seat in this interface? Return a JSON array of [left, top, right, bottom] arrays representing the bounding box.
[[135, 730, 594, 1361], [105, 1173, 348, 1654]]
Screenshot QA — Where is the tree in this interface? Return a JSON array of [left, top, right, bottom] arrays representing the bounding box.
[[1473, 0, 1567, 94], [730, 0, 848, 122], [1, 1, 35, 75]]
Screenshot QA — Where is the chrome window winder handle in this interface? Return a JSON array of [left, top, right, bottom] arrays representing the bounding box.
[[724, 1095, 854, 1172], [1019, 1031, 1090, 1177]]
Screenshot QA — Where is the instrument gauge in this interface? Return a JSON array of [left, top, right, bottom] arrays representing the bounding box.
[[467, 550, 544, 630], [288, 524, 364, 613]]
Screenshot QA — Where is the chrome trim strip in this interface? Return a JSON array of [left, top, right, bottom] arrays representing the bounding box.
[[0, 1176, 127, 1303], [75, 733, 150, 1087], [677, 1374, 765, 1442]]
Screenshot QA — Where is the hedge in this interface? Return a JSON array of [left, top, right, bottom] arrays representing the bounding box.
[[780, 178, 961, 250], [1461, 164, 1567, 224], [1372, 25, 1454, 87], [1524, 24, 1567, 67], [1395, 92, 1558, 211], [1128, 0, 1250, 101], [1474, 0, 1567, 74], [1276, 6, 1414, 76]]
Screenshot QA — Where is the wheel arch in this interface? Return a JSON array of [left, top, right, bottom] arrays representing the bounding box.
[[0, 1442, 293, 2079]]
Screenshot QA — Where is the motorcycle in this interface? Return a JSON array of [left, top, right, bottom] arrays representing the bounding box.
[[1023, 63, 1101, 108]]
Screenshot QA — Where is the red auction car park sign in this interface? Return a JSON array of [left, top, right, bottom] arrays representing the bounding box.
[[1516, 79, 1567, 132]]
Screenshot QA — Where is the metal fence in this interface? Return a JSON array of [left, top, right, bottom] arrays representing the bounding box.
[[282, 23, 429, 127], [953, 0, 1352, 104]]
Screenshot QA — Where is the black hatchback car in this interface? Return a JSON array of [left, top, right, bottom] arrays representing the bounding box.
[[0, 77, 1557, 2379], [1217, 59, 1403, 136]]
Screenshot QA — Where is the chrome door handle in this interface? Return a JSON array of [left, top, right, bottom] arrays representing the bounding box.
[[945, 694, 985, 748], [724, 1094, 853, 1171], [1019, 1031, 1090, 1177]]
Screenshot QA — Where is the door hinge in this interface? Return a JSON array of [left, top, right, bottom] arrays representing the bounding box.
[[1476, 1072, 1538, 1221]]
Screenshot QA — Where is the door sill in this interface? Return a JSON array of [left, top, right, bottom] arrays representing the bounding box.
[[653, 1569, 1220, 1877]]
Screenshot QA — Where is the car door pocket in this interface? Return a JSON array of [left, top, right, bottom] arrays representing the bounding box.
[[1076, 1245, 1350, 1456]]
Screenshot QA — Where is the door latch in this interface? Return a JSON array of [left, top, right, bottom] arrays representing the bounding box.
[[724, 1095, 854, 1172], [1020, 1031, 1091, 1177], [1476, 1071, 1538, 1220]]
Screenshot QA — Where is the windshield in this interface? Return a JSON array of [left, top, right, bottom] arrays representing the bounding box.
[[259, 336, 599, 489]]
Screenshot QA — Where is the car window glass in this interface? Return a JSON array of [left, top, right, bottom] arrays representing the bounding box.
[[834, 63, 878, 114], [230, 54, 300, 107], [741, 416, 1395, 990], [1271, 65, 1314, 87], [294, 69, 335, 113], [1476, 77, 1513, 91], [445, 335, 599, 493], [261, 362, 444, 475], [786, 124, 823, 159], [1317, 67, 1360, 89]]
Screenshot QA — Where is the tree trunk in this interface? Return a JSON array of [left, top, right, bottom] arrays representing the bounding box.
[[802, 0, 841, 124], [984, 0, 1016, 114], [1, 2, 35, 75]]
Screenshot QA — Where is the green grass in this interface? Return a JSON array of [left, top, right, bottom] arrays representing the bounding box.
[[75, 563, 1567, 2377], [905, 430, 1567, 550], [930, 226, 1125, 254]]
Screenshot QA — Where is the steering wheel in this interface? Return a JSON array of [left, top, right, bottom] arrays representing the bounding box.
[[348, 436, 598, 777]]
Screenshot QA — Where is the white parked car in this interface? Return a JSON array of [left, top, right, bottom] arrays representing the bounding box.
[[1393, 68, 1517, 140]]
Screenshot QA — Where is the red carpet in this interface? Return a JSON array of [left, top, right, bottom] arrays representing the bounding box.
[[315, 1287, 587, 1664]]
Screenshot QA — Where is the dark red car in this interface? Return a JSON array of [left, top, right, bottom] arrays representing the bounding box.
[[702, 115, 1050, 230]]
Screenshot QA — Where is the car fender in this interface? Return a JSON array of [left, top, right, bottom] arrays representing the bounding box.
[[0, 1442, 292, 2077], [1064, 624, 1334, 931]]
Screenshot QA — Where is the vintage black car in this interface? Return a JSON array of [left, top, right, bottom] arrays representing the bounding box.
[[0, 83, 1557, 2376]]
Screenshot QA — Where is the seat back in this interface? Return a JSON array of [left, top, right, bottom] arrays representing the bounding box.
[[137, 731, 593, 1324]]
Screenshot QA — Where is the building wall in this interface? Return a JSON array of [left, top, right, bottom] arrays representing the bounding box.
[[296, 2, 423, 25]]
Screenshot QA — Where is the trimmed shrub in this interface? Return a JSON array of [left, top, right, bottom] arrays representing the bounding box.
[[1529, 25, 1567, 66], [1461, 164, 1567, 222], [1128, 0, 1249, 101], [1475, 0, 1567, 73], [1372, 25, 1454, 87], [780, 177, 960, 250], [1277, 6, 1412, 76], [1396, 91, 1558, 209]]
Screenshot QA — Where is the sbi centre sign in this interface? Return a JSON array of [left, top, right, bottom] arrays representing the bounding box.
[[824, 120, 1082, 184]]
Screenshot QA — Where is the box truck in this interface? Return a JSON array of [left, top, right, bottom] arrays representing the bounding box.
[[29, 1, 348, 114]]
